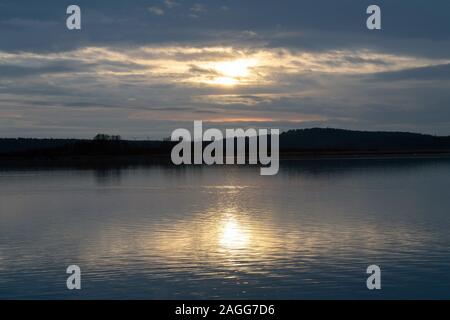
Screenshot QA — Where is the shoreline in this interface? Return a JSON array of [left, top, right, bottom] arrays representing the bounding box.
[[1, 150, 449, 168]]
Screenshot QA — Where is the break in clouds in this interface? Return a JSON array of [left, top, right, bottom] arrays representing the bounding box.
[[0, 0, 449, 138]]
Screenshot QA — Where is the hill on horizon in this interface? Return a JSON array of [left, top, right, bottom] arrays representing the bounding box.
[[279, 128, 450, 151]]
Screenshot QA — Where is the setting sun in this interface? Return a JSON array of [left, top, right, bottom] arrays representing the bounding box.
[[213, 59, 255, 77], [207, 58, 258, 86]]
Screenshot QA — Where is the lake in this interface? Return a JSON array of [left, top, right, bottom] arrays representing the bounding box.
[[1, 157, 450, 299]]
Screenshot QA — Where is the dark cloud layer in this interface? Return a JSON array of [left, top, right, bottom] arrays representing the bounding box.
[[1, 0, 449, 55]]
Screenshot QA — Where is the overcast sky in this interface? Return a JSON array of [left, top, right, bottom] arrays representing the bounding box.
[[0, 0, 449, 138]]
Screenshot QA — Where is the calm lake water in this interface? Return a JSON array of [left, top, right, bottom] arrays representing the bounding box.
[[1, 157, 450, 299]]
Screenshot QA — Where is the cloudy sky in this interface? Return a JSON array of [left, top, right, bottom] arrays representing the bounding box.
[[0, 0, 449, 138]]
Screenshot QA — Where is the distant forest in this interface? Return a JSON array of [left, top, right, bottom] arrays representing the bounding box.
[[1, 128, 450, 159]]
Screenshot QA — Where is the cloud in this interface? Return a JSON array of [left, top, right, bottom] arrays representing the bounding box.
[[1, 18, 58, 28], [189, 3, 207, 18], [1, 1, 449, 59], [190, 3, 207, 13], [370, 63, 450, 81], [148, 6, 165, 16], [164, 0, 179, 9]]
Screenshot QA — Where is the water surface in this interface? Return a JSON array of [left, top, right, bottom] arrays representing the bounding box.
[[1, 157, 450, 299]]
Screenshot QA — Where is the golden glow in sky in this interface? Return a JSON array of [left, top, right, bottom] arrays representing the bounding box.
[[210, 76, 239, 86], [205, 58, 259, 86], [2, 45, 449, 136]]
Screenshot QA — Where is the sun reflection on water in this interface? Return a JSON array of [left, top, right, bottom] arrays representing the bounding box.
[[219, 218, 251, 250]]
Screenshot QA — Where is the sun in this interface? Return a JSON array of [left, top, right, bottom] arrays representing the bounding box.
[[208, 58, 258, 86], [213, 59, 254, 78]]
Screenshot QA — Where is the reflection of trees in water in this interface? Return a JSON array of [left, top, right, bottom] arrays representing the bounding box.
[[91, 162, 176, 185], [93, 167, 123, 185], [281, 156, 450, 177], [87, 156, 450, 184]]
